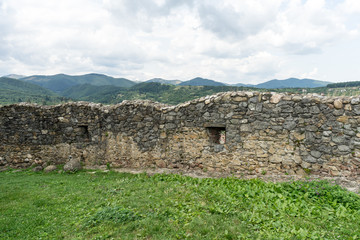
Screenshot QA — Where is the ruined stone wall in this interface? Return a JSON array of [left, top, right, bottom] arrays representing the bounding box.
[[1, 92, 360, 179]]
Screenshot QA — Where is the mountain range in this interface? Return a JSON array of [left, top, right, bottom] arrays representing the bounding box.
[[21, 73, 135, 92], [2, 73, 332, 90], [0, 73, 339, 105]]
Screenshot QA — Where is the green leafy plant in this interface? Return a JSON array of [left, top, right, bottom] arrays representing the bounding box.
[[106, 162, 111, 170], [86, 206, 140, 226]]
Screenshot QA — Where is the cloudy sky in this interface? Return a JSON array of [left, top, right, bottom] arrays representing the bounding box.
[[0, 0, 359, 84]]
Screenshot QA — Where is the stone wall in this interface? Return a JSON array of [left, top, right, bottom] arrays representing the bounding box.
[[1, 91, 360, 180]]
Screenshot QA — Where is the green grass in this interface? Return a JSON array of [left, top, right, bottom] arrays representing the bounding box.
[[0, 170, 359, 239]]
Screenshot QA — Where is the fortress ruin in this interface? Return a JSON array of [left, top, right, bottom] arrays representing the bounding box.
[[1, 91, 360, 182]]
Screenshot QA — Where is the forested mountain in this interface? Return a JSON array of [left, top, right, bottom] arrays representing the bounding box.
[[0, 77, 67, 105], [145, 78, 182, 85], [179, 77, 226, 86], [253, 78, 331, 89], [2, 74, 26, 79], [61, 84, 124, 103], [233, 83, 254, 87], [327, 81, 360, 88], [21, 73, 136, 92]]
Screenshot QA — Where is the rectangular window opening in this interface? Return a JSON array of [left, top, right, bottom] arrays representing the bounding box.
[[207, 127, 226, 144], [78, 125, 90, 140]]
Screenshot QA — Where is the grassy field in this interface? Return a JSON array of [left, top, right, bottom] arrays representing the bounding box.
[[1, 169, 360, 239]]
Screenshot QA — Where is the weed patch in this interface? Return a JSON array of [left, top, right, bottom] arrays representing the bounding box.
[[86, 206, 140, 226]]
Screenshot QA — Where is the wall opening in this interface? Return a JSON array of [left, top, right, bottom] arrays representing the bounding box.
[[78, 125, 90, 141], [207, 127, 226, 144]]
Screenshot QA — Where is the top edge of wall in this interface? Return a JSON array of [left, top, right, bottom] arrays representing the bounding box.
[[0, 91, 358, 112]]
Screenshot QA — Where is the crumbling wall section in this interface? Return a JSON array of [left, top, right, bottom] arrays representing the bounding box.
[[1, 92, 360, 179]]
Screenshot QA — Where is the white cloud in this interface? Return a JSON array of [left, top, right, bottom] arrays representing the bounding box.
[[197, 0, 282, 41], [341, 0, 360, 13], [300, 67, 319, 79], [0, 0, 359, 84]]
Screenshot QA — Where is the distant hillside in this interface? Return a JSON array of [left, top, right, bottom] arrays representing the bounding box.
[[146, 78, 182, 85], [21, 73, 136, 92], [61, 84, 124, 103], [61, 82, 253, 105], [2, 74, 26, 79], [0, 77, 66, 105], [233, 83, 254, 87], [179, 77, 226, 86], [130, 82, 173, 93], [327, 81, 360, 88], [253, 78, 331, 89]]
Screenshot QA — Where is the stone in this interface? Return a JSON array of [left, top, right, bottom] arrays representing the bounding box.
[[245, 92, 254, 98], [334, 99, 343, 109], [304, 155, 317, 163], [165, 123, 176, 129], [196, 103, 205, 110], [282, 159, 294, 165], [159, 132, 167, 139], [295, 168, 306, 176], [301, 161, 311, 169], [333, 109, 344, 116], [233, 96, 247, 102], [318, 145, 332, 153], [292, 96, 302, 102], [230, 119, 240, 124], [309, 106, 320, 114], [248, 103, 256, 111], [337, 116, 349, 123], [283, 121, 296, 130], [305, 125, 318, 132], [344, 104, 352, 111], [270, 94, 282, 104], [293, 155, 302, 164], [255, 103, 263, 112], [328, 166, 340, 176], [305, 132, 316, 143], [63, 159, 82, 172], [332, 135, 346, 144], [323, 131, 332, 137], [338, 145, 350, 152], [240, 124, 252, 132], [344, 130, 355, 136], [310, 151, 322, 158], [293, 132, 305, 140], [0, 157, 6, 166], [32, 166, 43, 172], [351, 98, 360, 105], [44, 165, 57, 173], [155, 160, 166, 168], [269, 155, 282, 163], [58, 117, 69, 123]]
